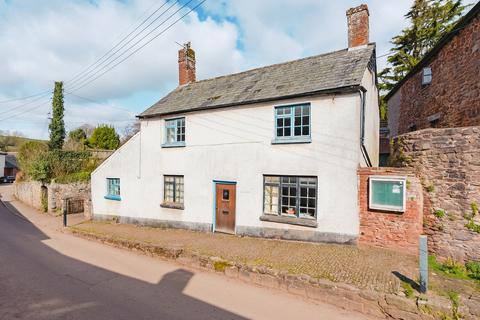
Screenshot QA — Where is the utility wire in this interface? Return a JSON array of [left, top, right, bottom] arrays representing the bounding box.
[[66, 0, 177, 87], [0, 99, 51, 122], [0, 90, 51, 104], [67, 0, 198, 93], [68, 0, 205, 93], [0, 92, 51, 116]]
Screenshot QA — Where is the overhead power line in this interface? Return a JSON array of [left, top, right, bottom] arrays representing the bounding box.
[[66, 0, 176, 87], [0, 90, 51, 104], [67, 0, 200, 93], [68, 0, 205, 93]]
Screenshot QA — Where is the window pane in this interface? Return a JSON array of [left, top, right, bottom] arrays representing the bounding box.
[[302, 126, 309, 136], [166, 127, 176, 143], [294, 127, 301, 136], [284, 127, 291, 136]]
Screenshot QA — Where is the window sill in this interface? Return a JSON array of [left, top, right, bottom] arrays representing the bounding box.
[[260, 214, 317, 228], [271, 137, 311, 145], [104, 195, 121, 201], [160, 202, 184, 210], [161, 142, 186, 148]]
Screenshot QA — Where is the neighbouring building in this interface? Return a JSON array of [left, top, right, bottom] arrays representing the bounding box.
[[91, 5, 380, 244], [0, 152, 5, 178], [386, 2, 480, 137], [4, 154, 18, 178]]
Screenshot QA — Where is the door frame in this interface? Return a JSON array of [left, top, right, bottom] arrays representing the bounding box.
[[212, 180, 237, 233]]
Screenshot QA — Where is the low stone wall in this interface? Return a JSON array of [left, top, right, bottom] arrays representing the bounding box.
[[13, 181, 44, 211], [391, 126, 480, 262], [14, 181, 91, 218], [48, 182, 92, 218], [358, 167, 424, 254]]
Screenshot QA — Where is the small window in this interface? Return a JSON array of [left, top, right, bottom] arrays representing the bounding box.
[[222, 189, 230, 201], [422, 67, 432, 85], [369, 176, 406, 212], [106, 178, 120, 200], [263, 175, 317, 219], [164, 175, 184, 204], [273, 104, 311, 143], [163, 118, 185, 147]]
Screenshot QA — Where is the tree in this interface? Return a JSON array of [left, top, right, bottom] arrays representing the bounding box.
[[379, 0, 468, 118], [121, 121, 140, 144], [68, 128, 87, 142], [88, 125, 120, 150], [64, 128, 87, 151], [48, 82, 66, 150], [17, 141, 49, 179]]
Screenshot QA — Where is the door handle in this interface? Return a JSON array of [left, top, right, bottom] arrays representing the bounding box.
[[222, 210, 229, 215]]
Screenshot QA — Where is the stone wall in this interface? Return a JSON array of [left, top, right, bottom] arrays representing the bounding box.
[[14, 181, 91, 218], [391, 126, 480, 262], [358, 167, 424, 254], [387, 12, 480, 136], [48, 182, 92, 218], [13, 181, 44, 211]]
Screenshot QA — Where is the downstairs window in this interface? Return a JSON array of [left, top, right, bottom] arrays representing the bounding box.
[[264, 176, 317, 219]]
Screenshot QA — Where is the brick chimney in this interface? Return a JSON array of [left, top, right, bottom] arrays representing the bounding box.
[[178, 42, 196, 86], [346, 4, 369, 49]]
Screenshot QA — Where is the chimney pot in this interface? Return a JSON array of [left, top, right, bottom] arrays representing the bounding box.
[[346, 4, 369, 49], [178, 42, 196, 86]]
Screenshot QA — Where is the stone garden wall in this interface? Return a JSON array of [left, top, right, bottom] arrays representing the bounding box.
[[13, 180, 44, 211], [358, 167, 424, 254], [391, 126, 480, 262], [14, 180, 91, 218]]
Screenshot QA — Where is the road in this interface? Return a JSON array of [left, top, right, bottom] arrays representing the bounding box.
[[0, 185, 373, 320]]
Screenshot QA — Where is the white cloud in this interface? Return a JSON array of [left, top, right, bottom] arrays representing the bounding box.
[[2, 0, 475, 138]]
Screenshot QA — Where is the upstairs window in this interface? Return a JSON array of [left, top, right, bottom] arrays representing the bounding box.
[[264, 176, 317, 219], [163, 117, 185, 147], [422, 67, 432, 85], [273, 104, 311, 143], [105, 178, 120, 200]]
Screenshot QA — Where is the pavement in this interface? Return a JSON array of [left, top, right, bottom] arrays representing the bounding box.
[[0, 184, 375, 320], [72, 219, 418, 294]]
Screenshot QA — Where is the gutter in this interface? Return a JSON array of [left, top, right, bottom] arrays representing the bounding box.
[[137, 85, 362, 119], [358, 87, 373, 167]]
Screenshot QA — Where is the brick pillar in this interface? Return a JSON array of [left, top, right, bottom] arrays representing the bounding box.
[[346, 4, 369, 49], [178, 42, 196, 86]]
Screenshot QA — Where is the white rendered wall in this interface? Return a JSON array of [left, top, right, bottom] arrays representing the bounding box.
[[0, 154, 5, 177], [361, 68, 380, 167], [92, 91, 378, 238]]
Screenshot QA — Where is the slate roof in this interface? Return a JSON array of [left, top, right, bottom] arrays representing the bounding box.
[[139, 44, 375, 118]]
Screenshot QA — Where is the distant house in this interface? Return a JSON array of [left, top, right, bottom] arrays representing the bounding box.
[[0, 152, 5, 178], [386, 2, 480, 137], [4, 154, 18, 178], [91, 5, 379, 244]]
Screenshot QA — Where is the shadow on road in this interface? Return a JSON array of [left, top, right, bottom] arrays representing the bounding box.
[[0, 198, 246, 320]]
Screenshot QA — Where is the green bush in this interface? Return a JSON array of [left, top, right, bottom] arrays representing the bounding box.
[[87, 125, 120, 150], [55, 171, 92, 184], [466, 261, 480, 280], [441, 257, 466, 277], [434, 209, 446, 218], [465, 220, 480, 233]]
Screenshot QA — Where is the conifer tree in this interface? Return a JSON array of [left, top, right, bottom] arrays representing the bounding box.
[[379, 0, 468, 118], [48, 82, 66, 150]]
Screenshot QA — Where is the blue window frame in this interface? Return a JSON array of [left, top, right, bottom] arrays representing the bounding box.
[[105, 178, 121, 200], [163, 117, 185, 147], [273, 104, 311, 143]]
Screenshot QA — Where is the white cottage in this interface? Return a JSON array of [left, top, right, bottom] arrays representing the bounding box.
[[92, 4, 379, 244]]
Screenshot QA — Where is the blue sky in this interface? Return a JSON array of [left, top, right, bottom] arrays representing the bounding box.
[[0, 0, 476, 138]]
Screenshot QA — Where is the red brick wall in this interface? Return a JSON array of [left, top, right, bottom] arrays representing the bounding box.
[[390, 13, 480, 136], [358, 167, 423, 254]]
